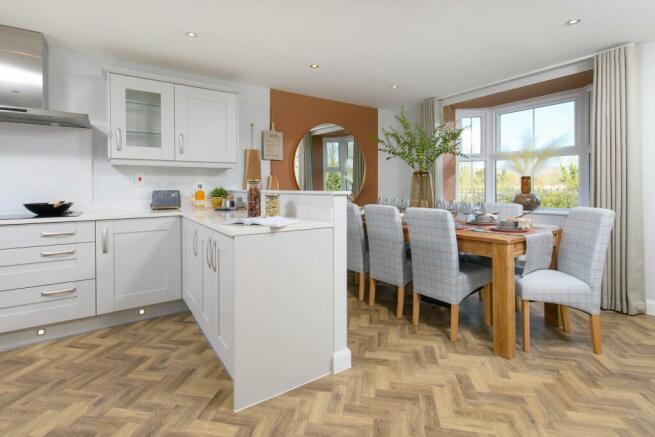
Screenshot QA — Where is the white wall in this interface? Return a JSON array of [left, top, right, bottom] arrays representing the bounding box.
[[377, 105, 419, 200], [0, 47, 270, 213], [640, 41, 655, 314]]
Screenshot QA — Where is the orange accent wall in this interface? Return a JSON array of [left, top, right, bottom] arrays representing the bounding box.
[[269, 89, 378, 205]]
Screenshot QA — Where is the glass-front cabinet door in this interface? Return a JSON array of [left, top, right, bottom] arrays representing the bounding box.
[[109, 74, 175, 161]]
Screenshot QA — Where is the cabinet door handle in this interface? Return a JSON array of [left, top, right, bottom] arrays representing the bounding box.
[[41, 249, 76, 257], [178, 133, 184, 155], [210, 239, 215, 271], [42, 287, 76, 296], [206, 239, 212, 268], [41, 230, 76, 237], [193, 230, 198, 256], [101, 228, 109, 254], [116, 128, 122, 151], [212, 240, 216, 272], [213, 240, 218, 272]]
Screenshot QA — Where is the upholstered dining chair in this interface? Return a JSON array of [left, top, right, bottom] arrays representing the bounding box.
[[517, 207, 615, 353], [347, 202, 369, 301], [406, 208, 493, 341], [364, 204, 411, 317]]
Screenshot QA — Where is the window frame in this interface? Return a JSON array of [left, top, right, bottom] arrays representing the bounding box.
[[455, 87, 591, 211], [322, 135, 355, 191]]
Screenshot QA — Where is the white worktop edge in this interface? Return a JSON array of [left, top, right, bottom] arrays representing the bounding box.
[[0, 208, 333, 238]]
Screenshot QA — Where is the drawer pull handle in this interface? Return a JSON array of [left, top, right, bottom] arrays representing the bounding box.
[[41, 287, 76, 296], [41, 231, 76, 237], [41, 249, 76, 257], [101, 228, 109, 254]]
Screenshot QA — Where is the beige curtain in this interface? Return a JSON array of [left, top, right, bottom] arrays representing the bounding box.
[[421, 98, 439, 199], [301, 133, 313, 190], [352, 141, 364, 196], [591, 45, 645, 314]]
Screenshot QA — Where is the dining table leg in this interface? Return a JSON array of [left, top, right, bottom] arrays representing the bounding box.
[[544, 304, 562, 327], [492, 243, 516, 359]]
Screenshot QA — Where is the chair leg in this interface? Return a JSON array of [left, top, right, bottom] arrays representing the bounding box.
[[396, 286, 405, 318], [450, 304, 459, 341], [560, 306, 570, 332], [522, 300, 530, 352], [515, 295, 521, 312], [412, 292, 420, 326], [358, 272, 366, 301], [481, 284, 492, 326], [368, 278, 376, 306], [590, 315, 602, 354]]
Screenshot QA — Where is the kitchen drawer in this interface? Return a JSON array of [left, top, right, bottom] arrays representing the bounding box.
[[0, 221, 95, 250], [0, 242, 95, 291], [0, 279, 96, 333]]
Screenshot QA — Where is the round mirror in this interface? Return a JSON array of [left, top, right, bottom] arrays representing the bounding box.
[[293, 124, 366, 198]]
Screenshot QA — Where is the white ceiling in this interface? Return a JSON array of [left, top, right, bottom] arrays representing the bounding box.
[[2, 0, 655, 109]]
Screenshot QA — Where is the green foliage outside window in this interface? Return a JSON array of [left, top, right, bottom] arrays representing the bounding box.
[[325, 172, 342, 191]]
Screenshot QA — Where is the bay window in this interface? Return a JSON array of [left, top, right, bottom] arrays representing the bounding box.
[[456, 88, 590, 210]]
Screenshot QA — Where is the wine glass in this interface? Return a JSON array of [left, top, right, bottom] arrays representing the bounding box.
[[446, 201, 460, 219], [472, 202, 486, 225], [459, 201, 472, 222]]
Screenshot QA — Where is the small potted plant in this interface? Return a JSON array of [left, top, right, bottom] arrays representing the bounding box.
[[210, 187, 229, 208]]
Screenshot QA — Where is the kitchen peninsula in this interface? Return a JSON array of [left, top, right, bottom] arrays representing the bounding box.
[[0, 191, 350, 411]]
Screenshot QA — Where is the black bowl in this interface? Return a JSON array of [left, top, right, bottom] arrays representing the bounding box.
[[23, 202, 73, 216]]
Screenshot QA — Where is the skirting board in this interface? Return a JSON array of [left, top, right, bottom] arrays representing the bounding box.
[[0, 300, 188, 352], [647, 299, 655, 316], [332, 348, 352, 374]]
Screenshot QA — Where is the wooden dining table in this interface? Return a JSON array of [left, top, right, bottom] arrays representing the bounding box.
[[368, 221, 562, 359]]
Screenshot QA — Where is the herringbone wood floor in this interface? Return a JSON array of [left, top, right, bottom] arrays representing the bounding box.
[[1, 280, 654, 436]]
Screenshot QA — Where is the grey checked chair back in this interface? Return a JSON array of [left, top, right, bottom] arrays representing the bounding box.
[[484, 202, 523, 220], [558, 207, 615, 301], [406, 208, 460, 302], [364, 205, 411, 287], [347, 202, 368, 273]]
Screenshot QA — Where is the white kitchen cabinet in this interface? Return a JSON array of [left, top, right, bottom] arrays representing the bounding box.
[[0, 221, 95, 250], [0, 280, 96, 334], [107, 71, 238, 168], [0, 242, 95, 292], [109, 74, 175, 161], [182, 219, 234, 376], [175, 85, 237, 164], [96, 217, 181, 314], [182, 219, 203, 315], [199, 229, 218, 337]]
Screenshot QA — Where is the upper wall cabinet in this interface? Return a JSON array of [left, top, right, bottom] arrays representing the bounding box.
[[175, 85, 237, 164], [109, 74, 175, 161], [107, 71, 239, 168]]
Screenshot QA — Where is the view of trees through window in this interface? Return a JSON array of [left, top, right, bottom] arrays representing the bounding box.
[[457, 99, 582, 209]]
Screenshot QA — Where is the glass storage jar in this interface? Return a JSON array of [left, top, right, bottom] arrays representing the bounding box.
[[247, 179, 261, 217], [265, 194, 280, 216]]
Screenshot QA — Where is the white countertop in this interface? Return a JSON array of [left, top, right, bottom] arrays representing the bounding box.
[[0, 206, 333, 238]]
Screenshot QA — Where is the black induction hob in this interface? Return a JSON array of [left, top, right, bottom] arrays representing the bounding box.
[[0, 211, 83, 220]]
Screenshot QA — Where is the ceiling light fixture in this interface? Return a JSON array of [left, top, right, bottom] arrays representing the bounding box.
[[566, 18, 581, 25], [390, 84, 399, 89], [310, 64, 320, 69], [185, 32, 198, 38]]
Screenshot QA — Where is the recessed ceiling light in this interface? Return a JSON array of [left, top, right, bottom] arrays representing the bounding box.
[[310, 64, 320, 69], [185, 32, 198, 38], [390, 84, 399, 89], [566, 18, 581, 25]]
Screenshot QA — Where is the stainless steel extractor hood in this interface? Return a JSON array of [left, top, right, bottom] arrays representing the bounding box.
[[0, 24, 91, 128]]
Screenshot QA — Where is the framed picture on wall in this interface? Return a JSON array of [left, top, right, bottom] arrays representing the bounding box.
[[262, 129, 283, 160]]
